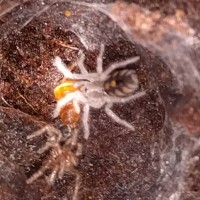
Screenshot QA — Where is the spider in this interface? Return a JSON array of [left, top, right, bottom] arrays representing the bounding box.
[[27, 126, 81, 200], [53, 44, 145, 139]]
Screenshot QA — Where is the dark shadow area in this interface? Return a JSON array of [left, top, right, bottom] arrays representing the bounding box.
[[0, 0, 200, 200]]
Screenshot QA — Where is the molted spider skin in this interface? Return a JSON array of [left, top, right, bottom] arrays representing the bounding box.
[[27, 126, 81, 200], [53, 44, 146, 139]]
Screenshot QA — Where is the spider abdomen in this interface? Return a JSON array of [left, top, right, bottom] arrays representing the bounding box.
[[54, 79, 80, 127], [60, 103, 80, 128], [104, 69, 139, 97]]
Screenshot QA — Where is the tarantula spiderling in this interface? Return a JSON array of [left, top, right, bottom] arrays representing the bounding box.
[[53, 44, 146, 139], [26, 125, 81, 200]]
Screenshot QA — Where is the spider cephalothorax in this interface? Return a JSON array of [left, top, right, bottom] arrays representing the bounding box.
[[53, 45, 145, 139]]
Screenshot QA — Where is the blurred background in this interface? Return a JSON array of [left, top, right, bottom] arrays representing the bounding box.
[[0, 1, 200, 199]]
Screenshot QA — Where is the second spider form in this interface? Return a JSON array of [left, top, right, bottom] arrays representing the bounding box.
[[53, 44, 145, 139]]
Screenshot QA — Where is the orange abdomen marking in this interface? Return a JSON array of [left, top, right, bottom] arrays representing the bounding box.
[[54, 79, 80, 128], [54, 79, 78, 101], [60, 103, 80, 128]]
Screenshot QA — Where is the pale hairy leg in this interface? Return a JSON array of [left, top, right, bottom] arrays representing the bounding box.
[[82, 104, 90, 139], [53, 56, 74, 79], [77, 50, 88, 75], [100, 56, 140, 80], [53, 93, 76, 118], [26, 161, 50, 184], [48, 166, 59, 185], [96, 44, 105, 74], [105, 103, 135, 131], [108, 91, 146, 104]]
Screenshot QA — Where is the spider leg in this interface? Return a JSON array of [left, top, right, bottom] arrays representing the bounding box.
[[109, 91, 146, 104], [71, 169, 81, 200], [73, 99, 80, 114], [37, 141, 52, 154], [53, 56, 74, 79], [82, 104, 90, 139], [100, 56, 140, 81], [53, 93, 75, 118], [72, 73, 98, 80], [76, 91, 88, 104], [28, 125, 62, 154], [27, 125, 62, 140], [77, 50, 88, 75], [47, 127, 62, 142], [75, 143, 83, 157], [27, 126, 48, 140], [65, 128, 80, 147], [54, 55, 98, 80], [96, 44, 105, 74], [74, 81, 87, 88], [58, 162, 66, 179], [26, 162, 50, 184], [48, 166, 59, 185], [105, 103, 135, 131]]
